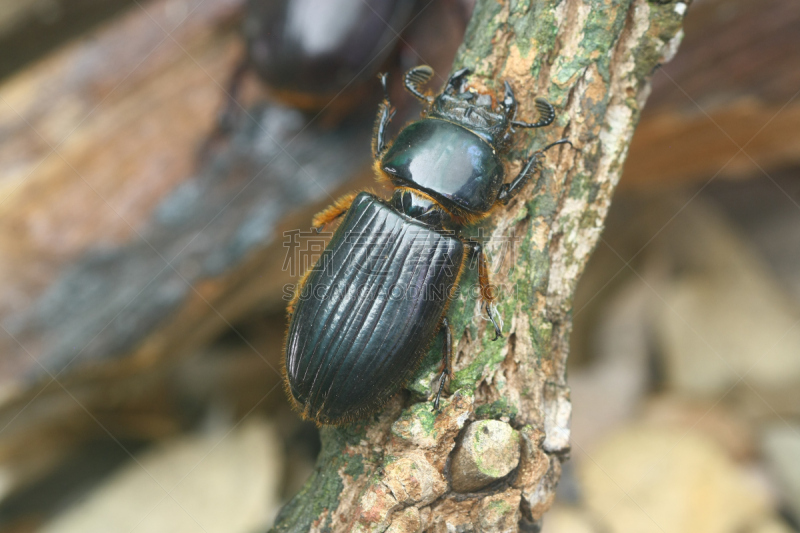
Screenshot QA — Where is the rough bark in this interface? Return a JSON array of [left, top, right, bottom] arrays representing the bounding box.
[[270, 1, 689, 532]]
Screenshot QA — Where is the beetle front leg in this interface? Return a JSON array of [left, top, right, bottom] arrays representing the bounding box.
[[311, 191, 359, 231], [433, 317, 453, 411], [497, 139, 573, 205], [373, 73, 396, 158], [470, 242, 503, 340]]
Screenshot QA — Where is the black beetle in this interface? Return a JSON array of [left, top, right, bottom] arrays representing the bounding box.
[[284, 66, 570, 425], [206, 0, 418, 147], [240, 0, 417, 109]]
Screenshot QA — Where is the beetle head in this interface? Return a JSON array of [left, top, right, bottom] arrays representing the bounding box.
[[427, 68, 514, 146], [402, 66, 528, 147]]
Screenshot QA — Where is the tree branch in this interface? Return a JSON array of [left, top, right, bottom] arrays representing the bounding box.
[[271, 0, 690, 531]]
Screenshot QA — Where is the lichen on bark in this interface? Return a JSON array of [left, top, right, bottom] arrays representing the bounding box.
[[270, 1, 689, 531]]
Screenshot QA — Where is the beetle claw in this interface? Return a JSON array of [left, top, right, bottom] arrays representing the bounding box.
[[378, 72, 389, 95], [485, 303, 504, 340], [432, 369, 448, 411]]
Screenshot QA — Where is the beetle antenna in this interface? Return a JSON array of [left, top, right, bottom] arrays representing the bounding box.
[[511, 98, 555, 129], [404, 65, 435, 103]]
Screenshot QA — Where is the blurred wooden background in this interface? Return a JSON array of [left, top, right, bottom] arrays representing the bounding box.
[[0, 0, 799, 531]]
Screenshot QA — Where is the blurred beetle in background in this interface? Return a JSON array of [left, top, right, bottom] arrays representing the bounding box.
[[243, 0, 417, 109], [211, 0, 419, 136]]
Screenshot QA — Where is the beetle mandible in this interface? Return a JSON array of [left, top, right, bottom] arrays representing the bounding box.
[[284, 65, 570, 425]]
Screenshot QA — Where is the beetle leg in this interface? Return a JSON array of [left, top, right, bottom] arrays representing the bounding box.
[[478, 252, 504, 341], [433, 317, 453, 411], [311, 191, 359, 231], [497, 139, 573, 205], [373, 73, 396, 157], [470, 242, 503, 340], [485, 303, 504, 341]]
